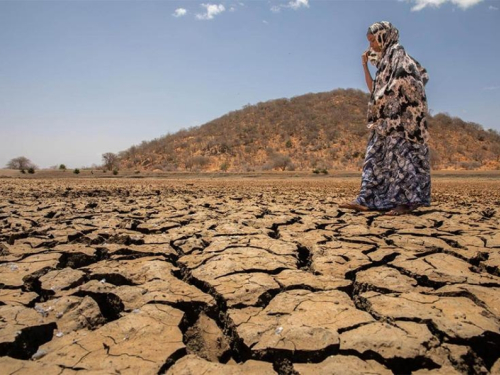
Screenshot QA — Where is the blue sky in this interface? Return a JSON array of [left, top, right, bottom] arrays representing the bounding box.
[[0, 0, 499, 168]]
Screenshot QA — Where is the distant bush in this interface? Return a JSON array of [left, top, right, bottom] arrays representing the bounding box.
[[27, 167, 35, 174], [113, 169, 119, 175], [59, 164, 67, 171], [20, 169, 26, 174], [220, 162, 229, 172], [73, 168, 80, 174], [134, 170, 140, 174], [313, 168, 328, 175], [261, 163, 272, 171], [459, 161, 481, 170], [429, 149, 441, 169], [352, 151, 362, 159]]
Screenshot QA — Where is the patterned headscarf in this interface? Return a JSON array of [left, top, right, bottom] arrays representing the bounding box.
[[368, 21, 399, 51], [366, 21, 399, 67]]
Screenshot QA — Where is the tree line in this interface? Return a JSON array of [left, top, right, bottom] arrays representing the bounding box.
[[5, 153, 121, 175]]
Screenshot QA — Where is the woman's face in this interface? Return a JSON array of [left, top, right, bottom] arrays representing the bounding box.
[[367, 33, 382, 52]]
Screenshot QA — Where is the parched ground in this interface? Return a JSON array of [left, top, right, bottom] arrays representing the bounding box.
[[0, 176, 499, 374]]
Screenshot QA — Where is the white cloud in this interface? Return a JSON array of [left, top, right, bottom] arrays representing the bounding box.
[[489, 5, 499, 10], [173, 8, 187, 18], [229, 6, 236, 12], [288, 0, 309, 10], [451, 0, 484, 9], [263, 20, 269, 24], [410, 0, 483, 11], [270, 0, 309, 12], [196, 4, 225, 20], [411, 0, 447, 11]]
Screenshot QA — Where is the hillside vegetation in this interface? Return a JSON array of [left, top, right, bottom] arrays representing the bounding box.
[[118, 89, 500, 172]]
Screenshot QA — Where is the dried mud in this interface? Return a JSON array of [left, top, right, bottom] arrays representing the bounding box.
[[0, 177, 499, 374]]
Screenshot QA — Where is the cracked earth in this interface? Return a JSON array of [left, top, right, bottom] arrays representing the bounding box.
[[0, 177, 499, 374]]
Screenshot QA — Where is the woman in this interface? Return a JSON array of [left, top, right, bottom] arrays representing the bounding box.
[[341, 21, 431, 216]]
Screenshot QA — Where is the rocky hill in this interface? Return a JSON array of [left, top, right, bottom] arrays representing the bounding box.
[[118, 89, 500, 172]]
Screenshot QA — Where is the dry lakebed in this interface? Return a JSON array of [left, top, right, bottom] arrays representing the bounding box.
[[0, 174, 499, 374]]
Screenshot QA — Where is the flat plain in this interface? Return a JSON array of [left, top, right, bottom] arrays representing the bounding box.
[[0, 174, 499, 374]]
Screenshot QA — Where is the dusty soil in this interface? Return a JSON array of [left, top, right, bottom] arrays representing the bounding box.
[[0, 177, 499, 374]]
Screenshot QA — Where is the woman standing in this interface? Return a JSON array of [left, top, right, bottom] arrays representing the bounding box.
[[341, 21, 431, 216]]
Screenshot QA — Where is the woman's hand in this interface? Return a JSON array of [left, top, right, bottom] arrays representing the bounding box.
[[362, 51, 369, 66], [362, 51, 373, 92]]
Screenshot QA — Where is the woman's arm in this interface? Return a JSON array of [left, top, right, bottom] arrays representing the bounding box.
[[362, 51, 373, 92]]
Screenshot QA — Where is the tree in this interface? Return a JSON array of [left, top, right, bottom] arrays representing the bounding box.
[[491, 143, 500, 162], [429, 149, 441, 169], [270, 153, 292, 171], [59, 164, 67, 171], [185, 155, 210, 171], [6, 156, 36, 170], [220, 161, 230, 172], [192, 155, 210, 169], [102, 152, 119, 171]]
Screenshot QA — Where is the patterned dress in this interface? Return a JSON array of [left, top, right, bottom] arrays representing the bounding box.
[[355, 22, 431, 210]]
